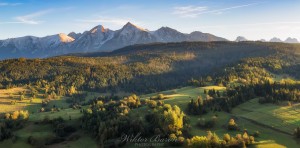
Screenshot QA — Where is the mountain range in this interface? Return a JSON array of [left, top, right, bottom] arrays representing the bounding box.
[[0, 22, 227, 59], [1, 22, 299, 59], [235, 36, 299, 43]]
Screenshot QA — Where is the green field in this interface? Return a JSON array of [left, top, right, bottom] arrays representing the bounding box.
[[0, 87, 98, 148], [0, 106, 97, 148], [232, 98, 300, 135], [1, 85, 300, 147], [140, 86, 300, 148], [0, 87, 71, 113]]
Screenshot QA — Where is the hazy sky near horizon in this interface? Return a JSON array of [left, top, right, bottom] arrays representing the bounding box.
[[0, 0, 300, 41]]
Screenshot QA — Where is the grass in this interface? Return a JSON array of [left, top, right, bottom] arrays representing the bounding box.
[[29, 108, 82, 121], [1, 85, 300, 147], [141, 86, 226, 110], [0, 87, 105, 114], [251, 141, 287, 148], [0, 87, 30, 113], [0, 87, 71, 113], [0, 87, 99, 148], [0, 117, 97, 148], [139, 86, 300, 148], [232, 98, 300, 134]]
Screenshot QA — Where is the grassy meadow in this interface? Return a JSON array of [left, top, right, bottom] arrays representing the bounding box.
[[0, 84, 300, 147], [139, 86, 300, 148]]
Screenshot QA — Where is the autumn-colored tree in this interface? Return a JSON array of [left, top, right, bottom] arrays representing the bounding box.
[[228, 118, 239, 130], [223, 133, 231, 142]]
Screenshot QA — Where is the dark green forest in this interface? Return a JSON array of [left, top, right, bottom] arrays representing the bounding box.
[[1, 41, 300, 147], [0, 41, 299, 95]]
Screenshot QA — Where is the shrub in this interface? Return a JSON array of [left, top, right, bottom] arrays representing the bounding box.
[[27, 136, 37, 145], [197, 116, 217, 129], [227, 118, 239, 131], [146, 100, 157, 108], [253, 131, 260, 137], [158, 94, 164, 100], [294, 127, 300, 138], [223, 133, 230, 142]]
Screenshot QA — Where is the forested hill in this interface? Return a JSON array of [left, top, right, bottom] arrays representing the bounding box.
[[66, 41, 300, 57], [0, 41, 299, 94]]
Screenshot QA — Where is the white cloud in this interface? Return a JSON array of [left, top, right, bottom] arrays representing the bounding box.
[[0, 21, 22, 24], [173, 6, 207, 18], [173, 3, 260, 18], [0, 7, 73, 25], [0, 3, 22, 6], [14, 9, 53, 25]]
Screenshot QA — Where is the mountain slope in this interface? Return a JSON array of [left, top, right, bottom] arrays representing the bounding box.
[[270, 37, 282, 42], [153, 27, 187, 42], [0, 22, 227, 59], [99, 22, 157, 50], [0, 41, 299, 94], [188, 31, 227, 42], [235, 36, 248, 42], [0, 34, 75, 59], [285, 37, 299, 43], [68, 25, 114, 52]]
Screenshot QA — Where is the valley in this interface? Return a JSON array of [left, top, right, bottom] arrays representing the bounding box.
[[1, 1, 300, 147], [0, 41, 299, 147], [0, 84, 299, 147]]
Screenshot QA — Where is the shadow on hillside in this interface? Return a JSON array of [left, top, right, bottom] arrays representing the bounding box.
[[112, 43, 275, 94]]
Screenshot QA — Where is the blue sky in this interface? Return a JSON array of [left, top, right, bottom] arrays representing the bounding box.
[[0, 0, 300, 41]]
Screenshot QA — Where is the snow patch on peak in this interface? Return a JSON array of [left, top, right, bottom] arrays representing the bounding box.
[[156, 27, 181, 33], [90, 25, 107, 34], [122, 22, 147, 32], [58, 33, 75, 43]]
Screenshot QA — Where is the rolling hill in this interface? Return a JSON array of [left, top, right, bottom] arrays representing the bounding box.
[[0, 41, 299, 94]]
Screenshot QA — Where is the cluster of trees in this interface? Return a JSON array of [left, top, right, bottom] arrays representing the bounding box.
[[187, 96, 209, 115], [196, 115, 218, 129], [189, 50, 300, 90], [219, 54, 300, 85], [145, 103, 188, 147], [188, 81, 300, 115], [186, 131, 255, 147], [147, 104, 185, 136], [0, 122, 12, 141], [1, 42, 298, 94], [81, 95, 189, 147], [81, 94, 144, 147], [40, 99, 64, 113], [43, 117, 76, 138], [145, 99, 164, 109], [227, 118, 239, 131], [27, 116, 77, 147], [0, 110, 29, 141], [186, 94, 231, 114], [66, 92, 88, 104], [188, 76, 213, 87], [225, 81, 300, 106], [149, 94, 169, 100], [294, 127, 300, 139], [257, 83, 300, 104], [3, 110, 29, 120]]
